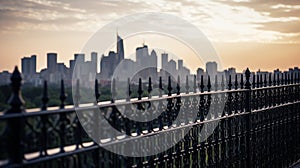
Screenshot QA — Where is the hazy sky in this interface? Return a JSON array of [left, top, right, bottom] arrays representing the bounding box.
[[0, 0, 299, 73]]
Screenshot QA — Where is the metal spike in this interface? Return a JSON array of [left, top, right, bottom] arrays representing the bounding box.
[[6, 66, 25, 114], [207, 75, 211, 92], [245, 68, 251, 89]]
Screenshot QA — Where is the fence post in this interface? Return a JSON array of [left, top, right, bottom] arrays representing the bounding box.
[[245, 68, 251, 168], [5, 66, 25, 166]]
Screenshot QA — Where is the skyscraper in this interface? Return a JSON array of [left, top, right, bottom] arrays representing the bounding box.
[[161, 53, 168, 68], [47, 53, 57, 72], [21, 55, 36, 75], [206, 61, 217, 77], [100, 34, 125, 80], [91, 52, 98, 73], [117, 34, 124, 61]]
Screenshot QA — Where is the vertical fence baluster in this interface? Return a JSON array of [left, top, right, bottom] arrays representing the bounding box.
[[240, 74, 244, 89], [269, 73, 272, 87], [177, 76, 180, 95], [138, 78, 143, 100], [185, 75, 189, 94], [111, 78, 116, 103], [168, 76, 172, 96], [234, 74, 238, 90], [245, 68, 251, 168], [193, 75, 197, 93], [159, 76, 163, 97], [127, 78, 131, 101], [207, 75, 211, 92], [148, 77, 152, 98], [215, 75, 218, 91], [60, 80, 66, 109], [74, 79, 80, 107], [5, 66, 25, 166], [95, 79, 100, 104], [200, 75, 204, 93], [40, 80, 49, 156], [221, 75, 225, 91]]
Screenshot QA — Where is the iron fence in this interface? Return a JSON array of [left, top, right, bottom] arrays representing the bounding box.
[[0, 66, 299, 168]]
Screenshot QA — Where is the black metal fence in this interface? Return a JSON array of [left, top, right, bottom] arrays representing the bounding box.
[[0, 66, 300, 168]]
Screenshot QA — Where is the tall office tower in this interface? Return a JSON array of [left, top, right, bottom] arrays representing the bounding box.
[[150, 50, 158, 68], [117, 34, 124, 61], [178, 59, 183, 70], [161, 53, 168, 68], [74, 53, 85, 63], [21, 57, 31, 75], [30, 55, 36, 74], [206, 61, 218, 77], [136, 44, 149, 67], [47, 53, 58, 73], [21, 55, 36, 75], [91, 52, 98, 73]]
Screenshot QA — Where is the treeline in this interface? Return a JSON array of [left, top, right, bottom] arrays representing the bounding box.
[[0, 84, 112, 112]]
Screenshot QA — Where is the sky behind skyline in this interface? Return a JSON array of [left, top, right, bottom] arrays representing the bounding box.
[[0, 0, 299, 73]]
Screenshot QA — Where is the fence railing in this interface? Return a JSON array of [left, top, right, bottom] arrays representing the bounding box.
[[0, 66, 300, 168]]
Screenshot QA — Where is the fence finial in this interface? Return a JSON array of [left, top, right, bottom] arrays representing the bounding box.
[[207, 75, 211, 92], [42, 80, 49, 110], [245, 68, 251, 89], [6, 66, 25, 114], [5, 66, 25, 165], [167, 76, 172, 96], [252, 74, 256, 88]]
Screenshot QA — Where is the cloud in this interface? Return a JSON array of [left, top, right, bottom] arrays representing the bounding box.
[[0, 0, 300, 43]]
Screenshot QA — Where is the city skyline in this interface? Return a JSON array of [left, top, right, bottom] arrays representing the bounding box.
[[0, 0, 300, 72]]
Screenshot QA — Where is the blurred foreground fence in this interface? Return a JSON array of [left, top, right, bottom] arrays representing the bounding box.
[[0, 66, 300, 168]]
